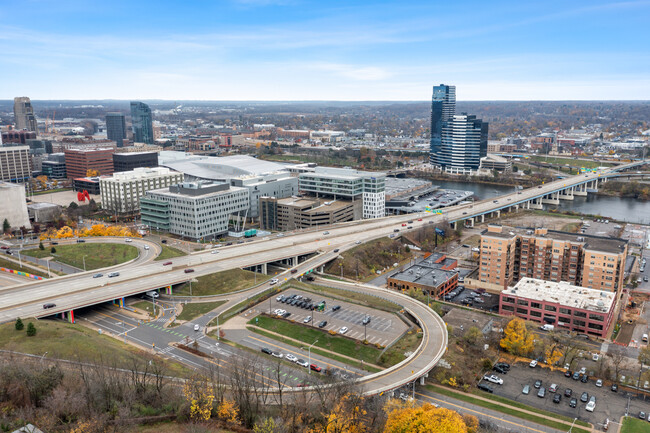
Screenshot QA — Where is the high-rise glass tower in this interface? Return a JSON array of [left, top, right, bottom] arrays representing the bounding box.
[[429, 84, 456, 166], [13, 97, 38, 132], [106, 112, 127, 147], [130, 102, 154, 144], [439, 114, 488, 174]]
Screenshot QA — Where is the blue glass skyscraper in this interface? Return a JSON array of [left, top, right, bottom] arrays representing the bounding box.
[[130, 102, 154, 144], [429, 84, 456, 166]]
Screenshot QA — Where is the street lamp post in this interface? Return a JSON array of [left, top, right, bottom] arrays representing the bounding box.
[[305, 339, 318, 374], [82, 255, 87, 272]]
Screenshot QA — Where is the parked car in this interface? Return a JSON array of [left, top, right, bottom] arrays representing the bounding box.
[[596, 379, 603, 387], [271, 351, 283, 358], [261, 347, 272, 355], [282, 312, 291, 318], [285, 354, 297, 363], [332, 305, 341, 312], [318, 321, 327, 328], [494, 362, 510, 371], [564, 388, 572, 397], [553, 394, 562, 404], [534, 379, 542, 389], [580, 392, 589, 402], [569, 398, 577, 408], [572, 372, 580, 380], [639, 411, 646, 419], [362, 316, 371, 325], [493, 365, 507, 374], [296, 359, 309, 368], [529, 360, 538, 368], [522, 385, 530, 395], [339, 327, 349, 334], [611, 383, 618, 392], [310, 364, 322, 372], [549, 384, 558, 393], [477, 383, 493, 393], [483, 375, 503, 385], [303, 316, 312, 323], [565, 370, 573, 378], [581, 375, 589, 383], [586, 396, 596, 412], [537, 387, 546, 398]]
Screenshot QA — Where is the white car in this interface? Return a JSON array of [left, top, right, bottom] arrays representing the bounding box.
[[355, 240, 361, 244], [585, 396, 596, 412], [144, 245, 150, 250], [194, 324, 200, 331], [125, 238, 132, 242], [270, 279, 279, 285], [276, 309, 286, 316], [579, 367, 587, 375], [303, 316, 312, 323], [529, 360, 538, 368], [211, 250, 219, 254], [338, 326, 349, 334], [271, 351, 283, 358], [285, 354, 297, 363], [483, 375, 503, 385], [296, 359, 309, 367]]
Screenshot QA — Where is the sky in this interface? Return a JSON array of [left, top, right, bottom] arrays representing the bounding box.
[[1, 0, 649, 101]]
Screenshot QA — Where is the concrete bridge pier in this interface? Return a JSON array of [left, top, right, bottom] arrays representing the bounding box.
[[559, 186, 575, 200], [261, 263, 268, 275], [574, 183, 588, 196], [529, 197, 544, 210], [541, 191, 560, 205], [464, 217, 475, 228], [480, 214, 485, 223]]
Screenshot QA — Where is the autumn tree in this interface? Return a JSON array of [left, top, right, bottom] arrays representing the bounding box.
[[500, 318, 534, 356], [463, 326, 483, 345], [183, 374, 215, 422], [310, 393, 367, 433], [86, 169, 100, 177], [384, 401, 468, 433], [637, 346, 650, 393]]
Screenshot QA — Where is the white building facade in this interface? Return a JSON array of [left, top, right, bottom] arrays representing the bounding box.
[[0, 181, 30, 229], [100, 167, 183, 214]]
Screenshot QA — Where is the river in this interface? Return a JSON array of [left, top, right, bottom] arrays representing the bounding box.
[[432, 180, 650, 225]]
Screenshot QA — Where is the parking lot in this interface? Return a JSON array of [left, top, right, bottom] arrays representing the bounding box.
[[479, 362, 650, 427], [270, 289, 409, 347], [445, 286, 500, 312]]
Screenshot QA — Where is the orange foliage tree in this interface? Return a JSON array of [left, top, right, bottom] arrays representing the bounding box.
[[500, 317, 534, 356], [309, 393, 367, 433], [384, 402, 468, 433]]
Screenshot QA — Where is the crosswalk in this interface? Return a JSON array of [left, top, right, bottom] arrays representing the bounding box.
[[144, 321, 188, 338]]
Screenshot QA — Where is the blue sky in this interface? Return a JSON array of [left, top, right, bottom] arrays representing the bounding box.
[[1, 0, 648, 100]]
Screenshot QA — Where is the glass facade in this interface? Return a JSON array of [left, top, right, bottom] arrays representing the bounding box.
[[130, 102, 154, 144], [430, 85, 456, 166], [106, 112, 127, 147]]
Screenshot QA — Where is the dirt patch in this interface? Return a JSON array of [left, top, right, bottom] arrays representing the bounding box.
[[484, 212, 581, 231], [615, 321, 635, 345]]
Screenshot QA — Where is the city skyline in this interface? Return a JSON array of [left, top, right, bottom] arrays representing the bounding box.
[[1, 0, 649, 101]]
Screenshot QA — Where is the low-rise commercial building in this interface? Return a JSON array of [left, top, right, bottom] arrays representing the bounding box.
[[100, 167, 183, 214], [298, 167, 385, 219], [41, 153, 67, 179], [72, 177, 103, 195], [0, 181, 30, 229], [500, 277, 616, 338], [27, 202, 61, 223], [479, 225, 628, 294], [140, 181, 248, 240], [259, 196, 359, 231], [480, 154, 512, 173], [387, 253, 458, 299], [112, 151, 159, 172]]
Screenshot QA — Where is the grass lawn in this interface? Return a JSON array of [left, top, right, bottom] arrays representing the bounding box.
[[154, 245, 186, 261], [378, 331, 422, 367], [427, 384, 591, 432], [131, 300, 157, 317], [290, 281, 401, 313], [561, 222, 581, 232], [211, 286, 284, 326], [23, 243, 138, 270], [176, 301, 226, 321], [621, 417, 650, 433], [528, 155, 611, 169], [174, 269, 264, 296], [249, 315, 384, 363], [0, 256, 50, 278], [0, 320, 189, 377]]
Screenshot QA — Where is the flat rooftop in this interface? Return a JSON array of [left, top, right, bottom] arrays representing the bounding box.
[[506, 277, 615, 313], [389, 253, 457, 288], [482, 225, 628, 254]]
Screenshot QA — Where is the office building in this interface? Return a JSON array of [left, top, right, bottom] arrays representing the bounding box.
[[27, 202, 61, 223], [72, 177, 103, 195], [436, 114, 488, 174], [140, 181, 248, 240], [0, 146, 31, 183], [63, 148, 115, 179], [259, 196, 359, 231], [387, 253, 459, 299], [100, 167, 183, 214], [479, 226, 628, 293], [13, 97, 37, 132], [130, 102, 154, 144], [298, 167, 385, 219], [161, 154, 298, 218], [429, 84, 456, 166], [41, 153, 67, 179], [480, 154, 512, 173], [106, 112, 127, 147], [0, 181, 30, 229], [500, 278, 616, 339], [113, 151, 158, 172]]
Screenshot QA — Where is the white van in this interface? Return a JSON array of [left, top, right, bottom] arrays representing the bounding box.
[[145, 291, 159, 298], [643, 333, 649, 343]]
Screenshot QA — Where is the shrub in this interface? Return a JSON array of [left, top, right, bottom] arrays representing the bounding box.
[[15, 317, 24, 331], [50, 247, 56, 254], [26, 322, 36, 337], [39, 242, 44, 250]]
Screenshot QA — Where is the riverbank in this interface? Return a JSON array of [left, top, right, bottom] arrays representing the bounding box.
[[408, 170, 541, 188]]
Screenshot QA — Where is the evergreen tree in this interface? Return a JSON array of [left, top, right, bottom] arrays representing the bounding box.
[[26, 322, 36, 337], [15, 317, 24, 331]]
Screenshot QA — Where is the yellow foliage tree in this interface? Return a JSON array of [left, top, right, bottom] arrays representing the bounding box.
[[183, 376, 215, 422], [86, 169, 100, 177], [310, 393, 367, 433], [500, 317, 534, 356], [462, 414, 479, 433], [384, 402, 468, 433], [545, 345, 564, 366], [217, 399, 239, 424]]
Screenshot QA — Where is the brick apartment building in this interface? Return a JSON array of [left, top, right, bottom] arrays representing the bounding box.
[[479, 225, 628, 294], [64, 148, 115, 179], [500, 277, 616, 338], [387, 253, 459, 299]]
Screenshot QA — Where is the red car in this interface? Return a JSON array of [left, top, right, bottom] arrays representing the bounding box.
[[418, 218, 423, 221], [184, 268, 194, 273], [163, 261, 172, 266], [0, 246, 8, 250], [401, 223, 407, 227], [310, 364, 321, 372]]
